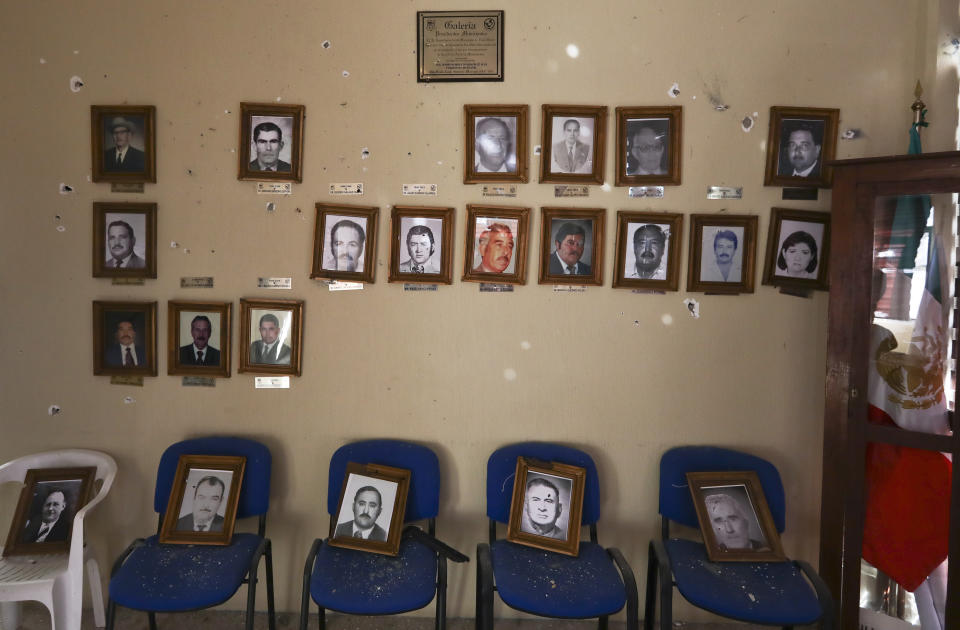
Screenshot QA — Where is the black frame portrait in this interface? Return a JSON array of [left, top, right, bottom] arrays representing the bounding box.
[[92, 202, 157, 279], [388, 206, 455, 285], [687, 471, 785, 562], [328, 462, 411, 556], [612, 211, 683, 291], [90, 105, 156, 183], [464, 104, 529, 184], [686, 215, 758, 294], [462, 204, 530, 285], [2, 467, 96, 557], [762, 208, 831, 291], [506, 457, 585, 557], [539, 105, 608, 185], [764, 106, 839, 189], [237, 102, 305, 183], [93, 300, 158, 376], [238, 298, 304, 376], [311, 203, 379, 284], [167, 300, 232, 378], [538, 207, 605, 286], [158, 455, 245, 546], [614, 106, 682, 187]]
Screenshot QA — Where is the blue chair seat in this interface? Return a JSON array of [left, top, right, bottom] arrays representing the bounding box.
[[490, 540, 627, 618], [666, 538, 823, 625], [309, 535, 438, 615], [109, 534, 263, 612]]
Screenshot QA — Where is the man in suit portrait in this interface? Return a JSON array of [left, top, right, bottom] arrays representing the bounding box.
[[103, 116, 145, 173], [549, 222, 591, 275], [179, 315, 221, 366], [629, 224, 667, 280], [777, 121, 822, 178], [249, 121, 291, 172], [474, 117, 515, 173], [249, 313, 291, 365], [325, 219, 365, 272], [473, 222, 514, 273], [520, 477, 566, 540], [21, 487, 71, 543], [704, 492, 765, 551], [105, 220, 146, 269], [176, 476, 226, 532], [551, 118, 591, 174], [399, 224, 441, 274], [334, 486, 387, 541], [105, 318, 146, 368], [700, 229, 741, 283]]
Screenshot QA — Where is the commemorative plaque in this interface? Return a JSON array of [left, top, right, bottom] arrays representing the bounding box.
[[417, 10, 504, 82]]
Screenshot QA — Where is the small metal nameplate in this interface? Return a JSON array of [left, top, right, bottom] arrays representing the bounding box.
[[480, 283, 514, 292], [629, 186, 664, 198], [782, 187, 818, 201], [110, 376, 144, 386], [112, 277, 145, 286], [328, 281, 364, 291], [404, 284, 438, 291], [706, 186, 743, 200], [330, 183, 364, 195], [631, 289, 666, 295], [482, 184, 518, 197], [257, 277, 292, 289], [552, 285, 587, 293], [181, 276, 214, 288], [402, 183, 438, 195], [111, 182, 145, 193], [554, 185, 589, 197], [255, 376, 290, 389], [182, 376, 216, 387], [257, 182, 292, 194]]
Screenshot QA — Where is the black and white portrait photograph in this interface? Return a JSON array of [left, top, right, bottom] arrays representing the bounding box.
[[92, 202, 157, 279], [91, 105, 156, 183], [774, 221, 823, 279], [550, 116, 594, 175], [506, 457, 585, 556], [519, 471, 572, 541], [626, 222, 670, 280], [238, 298, 303, 376], [475, 117, 517, 174], [464, 105, 529, 184], [93, 301, 158, 376], [399, 217, 443, 274], [237, 103, 305, 182], [762, 208, 831, 290], [248, 116, 294, 173], [700, 484, 768, 551], [613, 212, 683, 291], [101, 115, 146, 173], [777, 119, 825, 178], [3, 467, 95, 557], [700, 226, 745, 284], [173, 468, 234, 533], [328, 462, 410, 556], [159, 455, 245, 545], [388, 206, 455, 285], [615, 106, 682, 186], [687, 215, 757, 294], [322, 214, 367, 273], [540, 105, 607, 185], [626, 118, 669, 176], [168, 301, 231, 377], [104, 213, 146, 269], [539, 208, 605, 286], [311, 204, 379, 284], [764, 106, 839, 188]]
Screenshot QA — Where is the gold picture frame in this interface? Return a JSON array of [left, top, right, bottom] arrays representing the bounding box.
[[2, 467, 96, 557], [311, 203, 379, 284], [761, 208, 831, 291], [328, 462, 411, 556], [92, 202, 157, 279], [90, 105, 156, 183], [167, 301, 232, 377], [614, 106, 682, 187], [237, 102, 305, 183], [238, 298, 304, 376], [388, 206, 455, 285], [506, 457, 585, 557], [539, 105, 608, 185], [158, 455, 246, 546], [538, 207, 605, 286], [93, 300, 158, 376], [464, 104, 529, 184], [763, 106, 839, 189], [462, 204, 530, 285], [612, 211, 683, 291], [686, 214, 758, 294]]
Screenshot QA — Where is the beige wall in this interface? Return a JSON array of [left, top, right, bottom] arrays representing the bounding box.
[[0, 0, 955, 621]]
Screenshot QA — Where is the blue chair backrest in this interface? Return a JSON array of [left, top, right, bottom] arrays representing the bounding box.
[[326, 439, 440, 523], [154, 436, 272, 519], [659, 446, 786, 533], [486, 442, 601, 526]]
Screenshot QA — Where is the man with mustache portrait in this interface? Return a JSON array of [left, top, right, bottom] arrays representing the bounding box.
[[701, 229, 741, 282], [176, 475, 226, 532], [179, 315, 221, 366], [628, 224, 667, 280], [473, 222, 515, 274], [325, 219, 366, 272], [105, 220, 146, 269]]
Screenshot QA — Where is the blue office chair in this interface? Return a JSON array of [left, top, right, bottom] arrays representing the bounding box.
[[106, 436, 275, 630], [645, 446, 833, 630], [299, 439, 467, 630], [476, 442, 638, 630]]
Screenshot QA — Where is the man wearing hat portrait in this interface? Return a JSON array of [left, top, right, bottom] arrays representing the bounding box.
[[103, 116, 146, 172]]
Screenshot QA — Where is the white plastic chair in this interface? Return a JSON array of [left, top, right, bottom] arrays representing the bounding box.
[[0, 449, 117, 630]]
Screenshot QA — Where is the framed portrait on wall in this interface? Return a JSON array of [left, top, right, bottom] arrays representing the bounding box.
[[614, 106, 682, 187], [90, 105, 156, 183], [92, 202, 157, 279], [388, 206, 455, 285], [686, 215, 758, 294], [93, 300, 157, 376], [238, 298, 303, 376], [328, 462, 410, 556], [2, 467, 96, 557], [464, 104, 528, 184], [311, 203, 379, 284], [539, 105, 608, 185], [158, 455, 245, 546], [462, 204, 529, 285], [762, 208, 831, 291], [237, 102, 305, 183], [505, 457, 586, 556], [538, 207, 605, 286], [612, 211, 683, 291], [763, 106, 839, 188], [167, 301, 232, 377]]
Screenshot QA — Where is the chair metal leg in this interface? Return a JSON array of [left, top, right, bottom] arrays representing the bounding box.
[[644, 543, 658, 630], [317, 606, 326, 630], [105, 600, 116, 630], [476, 544, 493, 630], [245, 560, 259, 630], [436, 557, 448, 630], [265, 540, 276, 630], [598, 614, 609, 629], [147, 611, 157, 630]]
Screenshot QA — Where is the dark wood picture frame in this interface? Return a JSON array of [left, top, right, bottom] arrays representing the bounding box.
[[328, 462, 411, 556], [158, 455, 246, 546], [506, 456, 586, 557], [237, 102, 305, 183], [764, 106, 839, 189], [90, 105, 156, 183], [612, 211, 683, 291], [238, 298, 304, 376], [464, 104, 528, 184], [311, 203, 379, 284], [462, 204, 530, 285], [93, 300, 158, 376], [686, 214, 758, 294], [92, 202, 157, 279], [2, 467, 96, 557], [388, 206, 455, 285], [614, 106, 682, 187], [687, 471, 786, 562], [167, 301, 232, 378], [538, 207, 605, 286], [539, 105, 608, 185], [762, 207, 831, 291]]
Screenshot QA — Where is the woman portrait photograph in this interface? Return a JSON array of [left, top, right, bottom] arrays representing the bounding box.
[[762, 208, 830, 290], [615, 106, 682, 186]]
